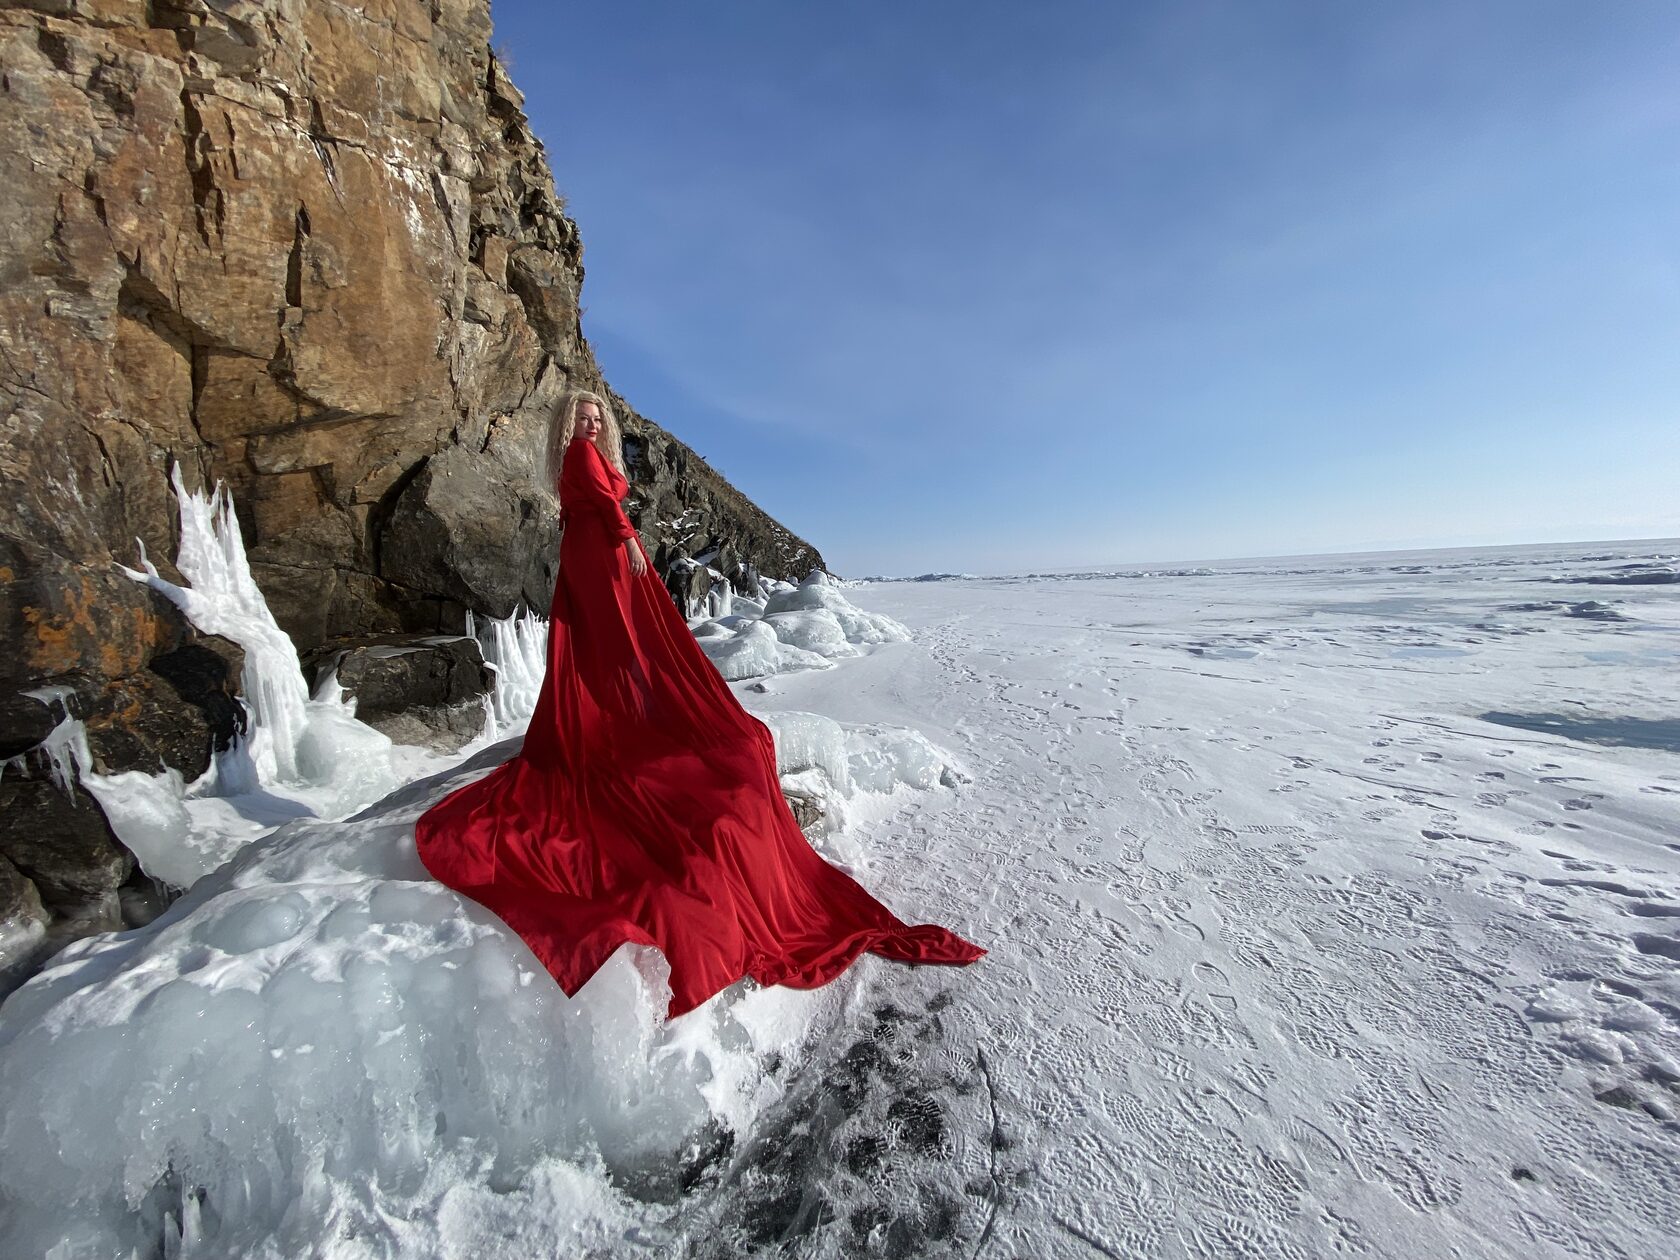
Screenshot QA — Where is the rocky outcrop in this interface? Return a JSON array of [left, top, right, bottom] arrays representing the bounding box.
[[300, 633, 491, 752], [0, 0, 825, 967], [0, 851, 51, 993]]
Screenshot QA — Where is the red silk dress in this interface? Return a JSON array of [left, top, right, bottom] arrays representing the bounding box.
[[414, 435, 984, 1019]]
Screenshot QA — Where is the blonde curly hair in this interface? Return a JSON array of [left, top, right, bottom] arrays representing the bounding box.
[[545, 389, 629, 491]]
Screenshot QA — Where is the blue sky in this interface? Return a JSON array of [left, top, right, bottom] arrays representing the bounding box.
[[492, 0, 1680, 575]]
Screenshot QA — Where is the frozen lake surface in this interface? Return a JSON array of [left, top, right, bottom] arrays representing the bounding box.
[[2, 538, 1677, 1258], [713, 539, 1680, 1258]]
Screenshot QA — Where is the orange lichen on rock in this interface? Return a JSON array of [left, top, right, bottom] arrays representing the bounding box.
[[20, 573, 164, 682]]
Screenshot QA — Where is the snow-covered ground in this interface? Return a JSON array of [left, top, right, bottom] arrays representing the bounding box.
[[3, 536, 1679, 1257], [724, 540, 1680, 1259]]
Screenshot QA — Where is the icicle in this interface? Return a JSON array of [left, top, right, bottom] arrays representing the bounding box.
[[468, 603, 548, 735], [116, 464, 311, 783]]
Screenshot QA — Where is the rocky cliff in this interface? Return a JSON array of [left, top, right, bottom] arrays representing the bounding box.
[[0, 0, 824, 972]]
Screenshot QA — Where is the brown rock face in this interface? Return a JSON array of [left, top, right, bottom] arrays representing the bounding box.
[[0, 0, 825, 948]]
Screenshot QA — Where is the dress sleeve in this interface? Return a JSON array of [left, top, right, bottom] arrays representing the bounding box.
[[561, 439, 639, 542]]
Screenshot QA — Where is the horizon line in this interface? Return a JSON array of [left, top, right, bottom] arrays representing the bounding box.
[[850, 533, 1680, 582]]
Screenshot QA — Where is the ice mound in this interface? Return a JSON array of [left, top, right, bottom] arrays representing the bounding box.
[[762, 610, 863, 660], [0, 712, 965, 1255], [692, 573, 912, 681], [1524, 978, 1680, 1119], [763, 711, 968, 861], [1565, 600, 1633, 622], [764, 711, 963, 797], [697, 619, 836, 681], [0, 745, 853, 1256], [762, 571, 913, 646], [0, 461, 973, 1253]]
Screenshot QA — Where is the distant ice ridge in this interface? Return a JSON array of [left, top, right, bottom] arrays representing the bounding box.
[[1556, 560, 1680, 586], [691, 571, 912, 681], [2, 463, 549, 891], [857, 542, 1680, 587], [868, 571, 981, 583]]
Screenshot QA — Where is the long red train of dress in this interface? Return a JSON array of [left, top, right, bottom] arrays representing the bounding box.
[[414, 435, 985, 1019]]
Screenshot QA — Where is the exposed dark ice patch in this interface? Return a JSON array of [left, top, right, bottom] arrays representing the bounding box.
[[1560, 567, 1679, 586], [1495, 598, 1641, 624], [1537, 878, 1655, 898], [1327, 597, 1437, 616], [1479, 711, 1680, 753], [610, 1120, 735, 1204], [1185, 644, 1259, 660], [1564, 601, 1632, 621], [689, 995, 981, 1257], [1626, 902, 1680, 918], [1631, 933, 1680, 961]]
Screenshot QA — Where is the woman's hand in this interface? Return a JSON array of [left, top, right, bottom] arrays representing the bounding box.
[[626, 537, 648, 576]]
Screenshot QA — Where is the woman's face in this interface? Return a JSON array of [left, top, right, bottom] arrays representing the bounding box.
[[575, 402, 604, 444]]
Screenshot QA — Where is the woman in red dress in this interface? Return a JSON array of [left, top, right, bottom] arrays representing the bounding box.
[[414, 390, 984, 1019]]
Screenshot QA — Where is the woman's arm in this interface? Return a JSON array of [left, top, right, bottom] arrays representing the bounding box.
[[560, 440, 639, 543]]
